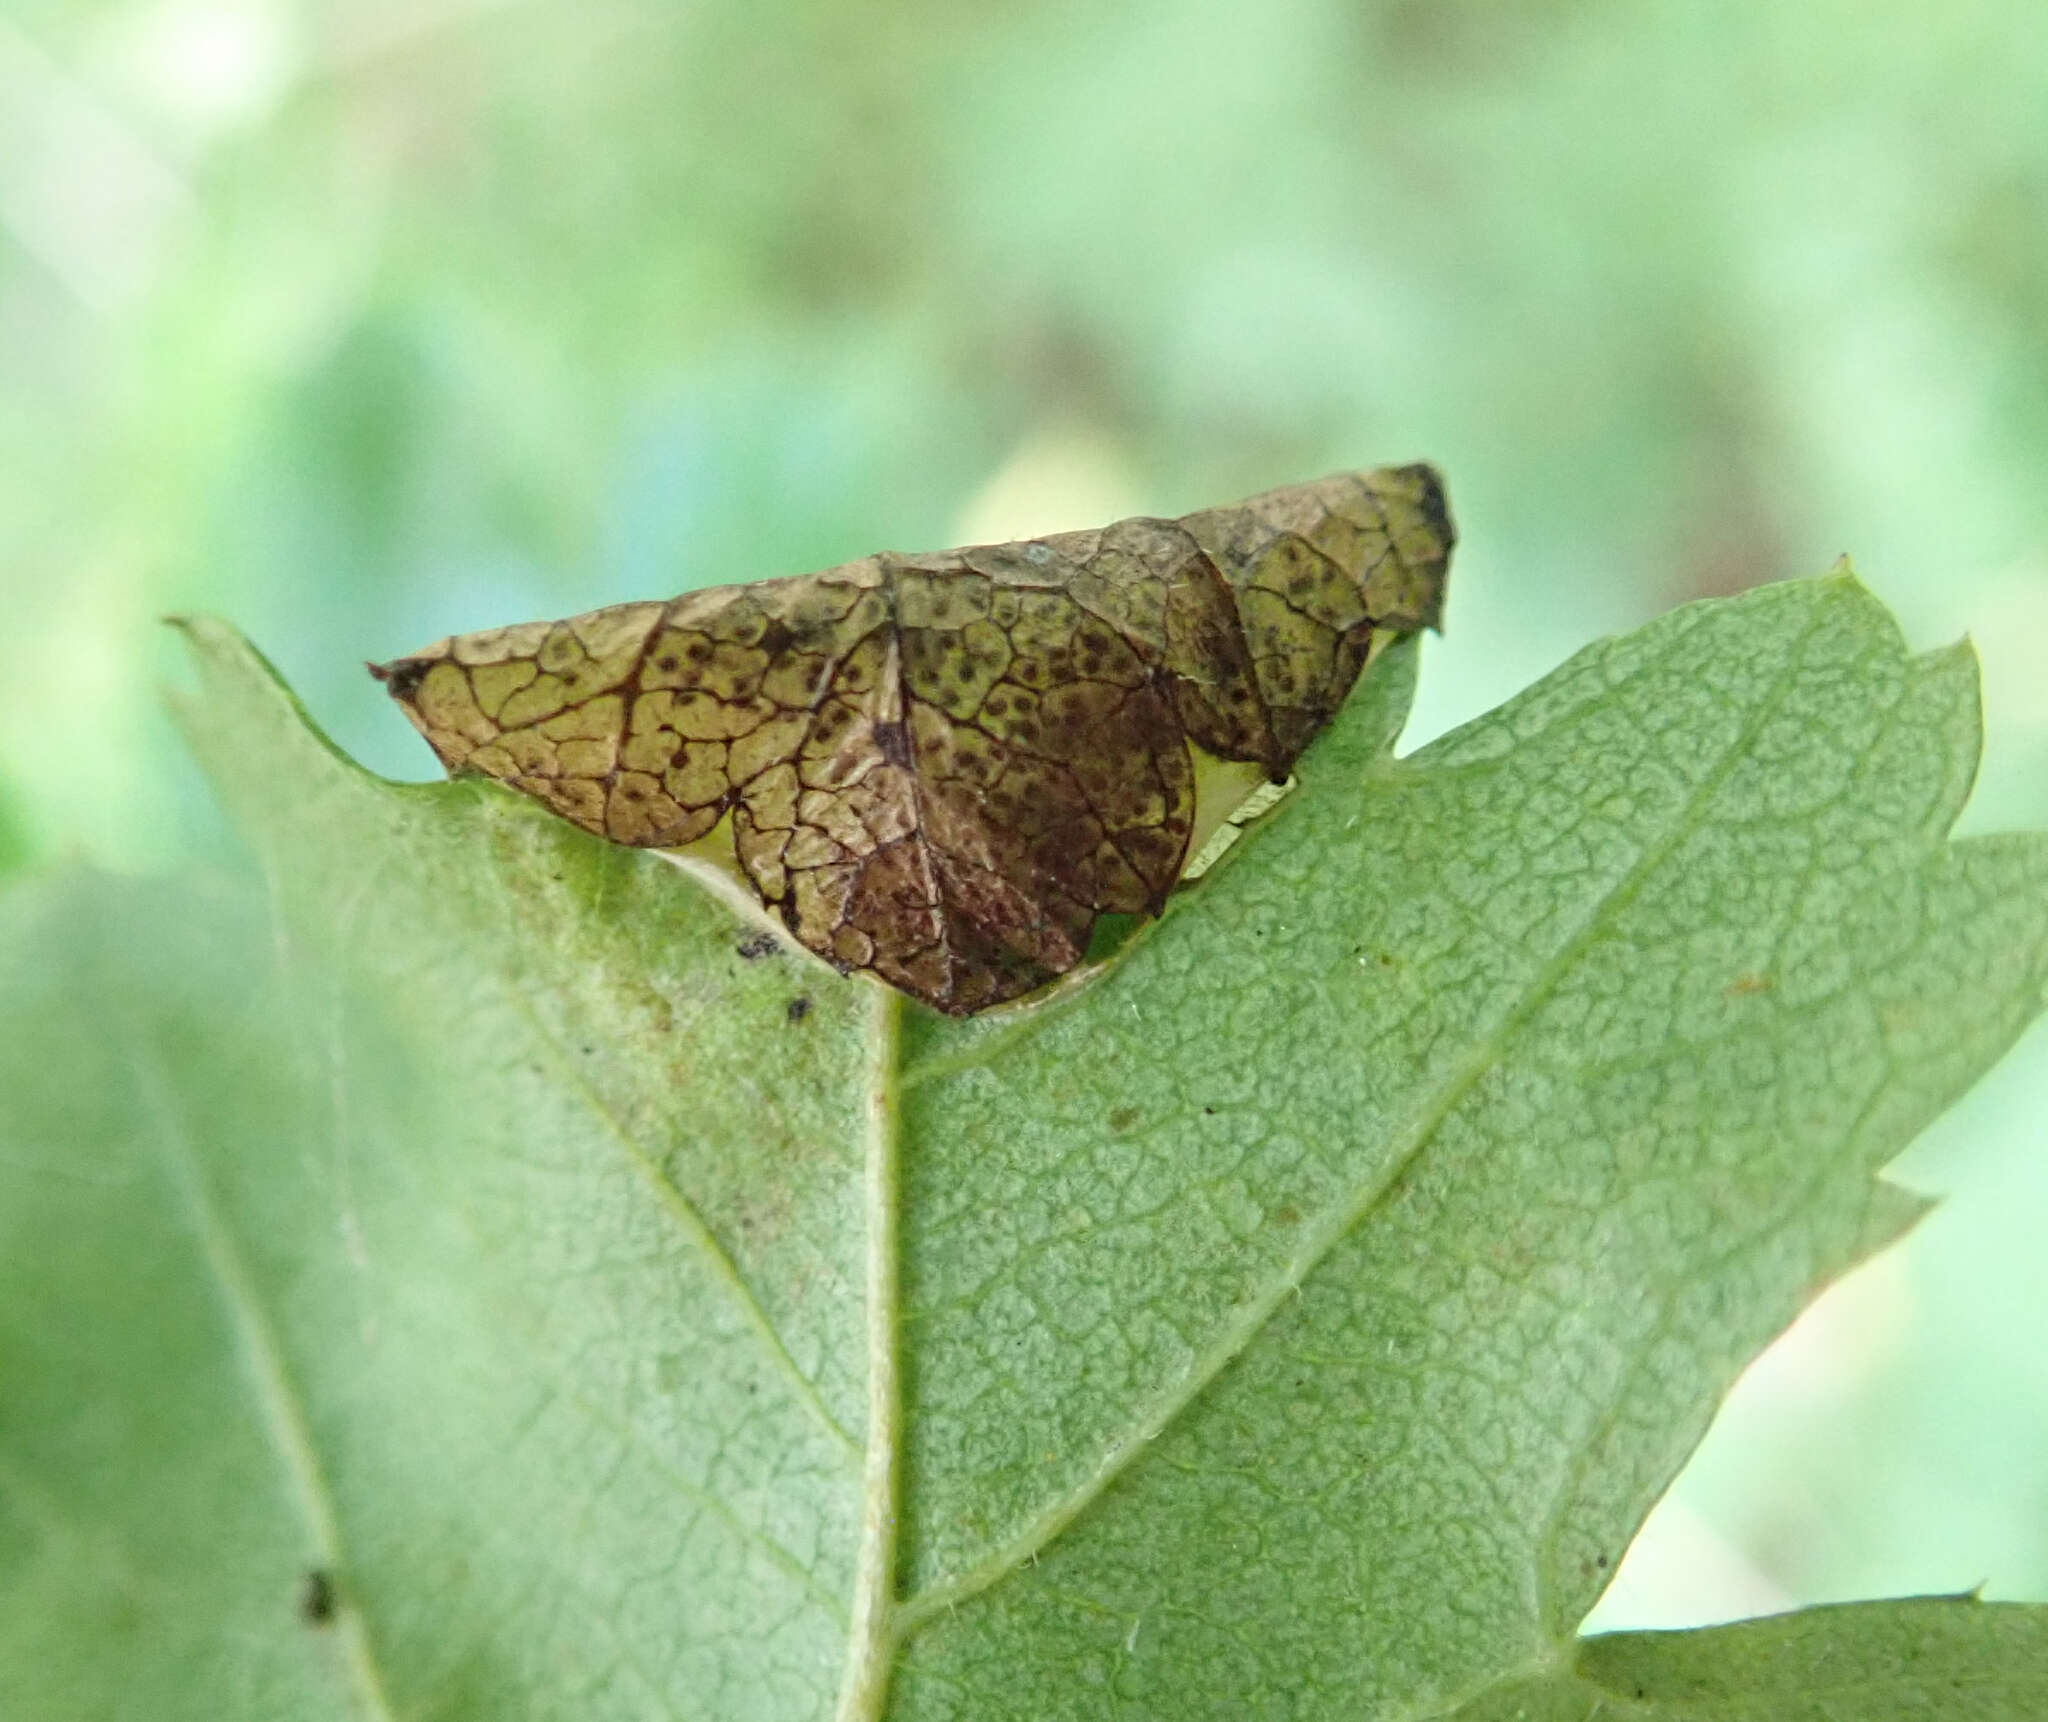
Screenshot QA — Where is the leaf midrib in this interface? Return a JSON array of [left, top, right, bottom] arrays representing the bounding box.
[[835, 990, 905, 1722]]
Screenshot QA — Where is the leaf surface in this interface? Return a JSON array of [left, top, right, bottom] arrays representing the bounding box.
[[1448, 1598, 2048, 1720], [4, 576, 2047, 1719]]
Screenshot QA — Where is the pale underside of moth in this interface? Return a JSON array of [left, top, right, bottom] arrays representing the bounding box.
[[372, 464, 1455, 1014]]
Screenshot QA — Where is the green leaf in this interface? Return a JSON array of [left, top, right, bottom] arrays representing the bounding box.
[[1450, 1597, 2048, 1719], [6, 574, 2047, 1719]]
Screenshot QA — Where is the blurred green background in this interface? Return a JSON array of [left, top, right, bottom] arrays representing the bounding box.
[[3, 0, 2044, 1633]]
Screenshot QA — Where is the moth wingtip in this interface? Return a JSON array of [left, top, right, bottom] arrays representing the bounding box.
[[1405, 461, 1455, 557], [1369, 460, 1454, 633], [368, 656, 433, 699]]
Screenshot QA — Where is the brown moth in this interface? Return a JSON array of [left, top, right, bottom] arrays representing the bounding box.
[[372, 464, 1454, 1015]]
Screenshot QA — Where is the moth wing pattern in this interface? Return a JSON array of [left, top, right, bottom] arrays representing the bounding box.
[[373, 463, 1454, 1014], [897, 546, 1198, 1012]]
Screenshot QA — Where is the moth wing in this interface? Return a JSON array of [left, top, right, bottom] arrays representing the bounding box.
[[898, 554, 1196, 1011], [1054, 515, 1284, 772], [371, 600, 664, 838], [1179, 465, 1453, 767]]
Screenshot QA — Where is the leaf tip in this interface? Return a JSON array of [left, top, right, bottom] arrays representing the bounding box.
[[163, 612, 270, 674], [1810, 555, 1879, 612]]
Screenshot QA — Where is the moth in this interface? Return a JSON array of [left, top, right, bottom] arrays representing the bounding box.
[[373, 464, 1454, 1015]]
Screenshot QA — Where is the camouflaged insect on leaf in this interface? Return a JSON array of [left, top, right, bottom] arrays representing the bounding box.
[[372, 464, 1454, 1014]]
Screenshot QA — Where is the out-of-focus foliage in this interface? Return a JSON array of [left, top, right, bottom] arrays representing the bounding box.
[[3, 0, 2045, 1639]]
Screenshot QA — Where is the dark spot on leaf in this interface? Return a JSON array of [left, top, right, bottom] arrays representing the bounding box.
[[872, 719, 912, 769], [1108, 1105, 1140, 1132], [299, 1569, 335, 1626], [1727, 971, 1772, 997], [736, 931, 779, 960], [787, 996, 812, 1024]]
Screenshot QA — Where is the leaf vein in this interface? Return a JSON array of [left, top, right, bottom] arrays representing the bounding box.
[[129, 1034, 402, 1722], [497, 977, 862, 1461], [892, 590, 1840, 1635]]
